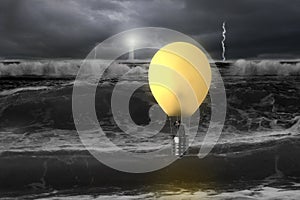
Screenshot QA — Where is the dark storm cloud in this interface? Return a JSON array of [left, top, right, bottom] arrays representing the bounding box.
[[0, 0, 299, 59]]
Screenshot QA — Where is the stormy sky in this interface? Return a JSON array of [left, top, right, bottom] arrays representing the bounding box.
[[0, 0, 299, 60]]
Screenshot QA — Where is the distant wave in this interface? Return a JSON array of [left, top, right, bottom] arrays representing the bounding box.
[[0, 60, 147, 79], [230, 59, 300, 76], [0, 60, 80, 77], [2, 59, 299, 78]]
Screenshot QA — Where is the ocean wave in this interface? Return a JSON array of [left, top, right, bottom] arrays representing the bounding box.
[[1, 136, 300, 191], [0, 86, 50, 96], [2, 59, 299, 78], [0, 76, 299, 134], [230, 59, 300, 76], [0, 60, 147, 79], [4, 183, 300, 199], [0, 60, 80, 77]]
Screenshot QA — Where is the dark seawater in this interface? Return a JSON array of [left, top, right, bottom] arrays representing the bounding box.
[[0, 59, 300, 199]]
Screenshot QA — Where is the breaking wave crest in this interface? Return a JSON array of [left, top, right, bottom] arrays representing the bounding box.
[[0, 60, 81, 77], [1, 59, 299, 78], [0, 60, 147, 79], [230, 59, 300, 76]]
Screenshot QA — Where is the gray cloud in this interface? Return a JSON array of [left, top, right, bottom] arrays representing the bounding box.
[[0, 0, 299, 59]]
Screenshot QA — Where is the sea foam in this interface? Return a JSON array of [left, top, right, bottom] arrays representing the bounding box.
[[230, 59, 300, 76]]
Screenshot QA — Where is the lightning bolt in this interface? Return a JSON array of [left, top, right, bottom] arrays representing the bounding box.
[[222, 22, 226, 61]]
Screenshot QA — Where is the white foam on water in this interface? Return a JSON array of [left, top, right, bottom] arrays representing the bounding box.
[[0, 60, 81, 77], [0, 60, 148, 78], [0, 86, 50, 96], [230, 59, 300, 76], [16, 184, 300, 200]]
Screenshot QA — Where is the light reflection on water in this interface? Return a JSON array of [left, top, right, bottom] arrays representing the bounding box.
[[3, 180, 300, 200]]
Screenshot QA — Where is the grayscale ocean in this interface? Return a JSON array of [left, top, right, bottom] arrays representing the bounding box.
[[0, 59, 299, 199]]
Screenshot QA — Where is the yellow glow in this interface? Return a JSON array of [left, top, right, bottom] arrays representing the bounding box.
[[148, 42, 211, 116]]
